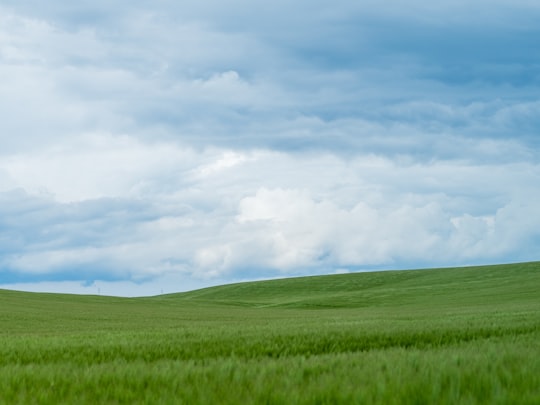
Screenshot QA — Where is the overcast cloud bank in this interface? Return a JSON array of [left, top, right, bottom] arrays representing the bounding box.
[[1, 1, 539, 295]]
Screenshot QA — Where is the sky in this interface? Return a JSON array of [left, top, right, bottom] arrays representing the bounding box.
[[0, 0, 539, 296]]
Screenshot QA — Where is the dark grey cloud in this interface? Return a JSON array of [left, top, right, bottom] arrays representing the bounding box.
[[3, 0, 539, 158]]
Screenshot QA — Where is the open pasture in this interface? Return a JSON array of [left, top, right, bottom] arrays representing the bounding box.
[[1, 262, 539, 404]]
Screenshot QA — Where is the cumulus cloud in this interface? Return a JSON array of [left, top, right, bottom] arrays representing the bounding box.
[[4, 144, 538, 294]]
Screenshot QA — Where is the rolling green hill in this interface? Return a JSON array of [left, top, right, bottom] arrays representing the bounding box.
[[1, 262, 539, 404], [164, 261, 540, 309]]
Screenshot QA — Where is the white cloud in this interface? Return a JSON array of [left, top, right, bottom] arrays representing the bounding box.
[[193, 150, 253, 178], [233, 188, 445, 269], [207, 174, 539, 274], [1, 133, 194, 202], [1, 143, 539, 294]]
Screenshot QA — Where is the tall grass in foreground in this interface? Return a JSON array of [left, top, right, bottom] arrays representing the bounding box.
[[0, 262, 539, 404]]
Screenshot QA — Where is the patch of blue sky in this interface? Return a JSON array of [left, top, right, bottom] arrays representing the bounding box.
[[0, 264, 128, 285]]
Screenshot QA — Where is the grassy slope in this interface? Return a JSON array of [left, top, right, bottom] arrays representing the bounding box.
[[0, 262, 539, 404], [165, 261, 540, 309]]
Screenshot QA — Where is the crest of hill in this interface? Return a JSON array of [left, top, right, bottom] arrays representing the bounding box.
[[1, 262, 538, 310], [160, 262, 540, 309]]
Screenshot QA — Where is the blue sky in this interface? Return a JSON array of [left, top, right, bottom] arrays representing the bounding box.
[[1, 0, 539, 296]]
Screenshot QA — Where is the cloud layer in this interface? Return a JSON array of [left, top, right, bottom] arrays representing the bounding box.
[[1, 1, 539, 295]]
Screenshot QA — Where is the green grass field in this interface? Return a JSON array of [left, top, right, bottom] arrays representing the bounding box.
[[1, 262, 539, 404]]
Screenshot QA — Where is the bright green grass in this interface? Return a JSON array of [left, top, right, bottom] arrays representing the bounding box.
[[1, 262, 539, 404]]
